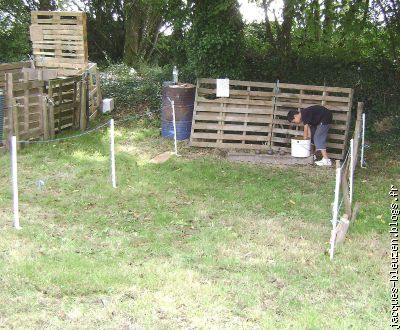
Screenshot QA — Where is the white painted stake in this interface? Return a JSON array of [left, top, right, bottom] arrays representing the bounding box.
[[11, 136, 21, 229], [349, 138, 354, 205], [110, 119, 117, 188], [361, 113, 366, 168], [171, 100, 179, 156], [330, 165, 342, 260]]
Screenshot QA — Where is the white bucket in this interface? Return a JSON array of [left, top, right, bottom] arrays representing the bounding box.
[[291, 138, 311, 158]]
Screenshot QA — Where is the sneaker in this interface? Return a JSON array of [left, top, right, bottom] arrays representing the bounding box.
[[315, 158, 332, 166]]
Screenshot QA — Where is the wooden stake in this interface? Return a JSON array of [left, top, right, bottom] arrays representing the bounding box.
[[42, 96, 49, 140], [340, 166, 352, 218], [350, 201, 361, 223], [335, 214, 349, 244], [80, 77, 87, 131], [48, 81, 55, 139], [6, 73, 13, 147], [352, 102, 364, 170]]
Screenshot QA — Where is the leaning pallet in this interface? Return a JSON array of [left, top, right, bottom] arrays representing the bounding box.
[[190, 78, 353, 160]]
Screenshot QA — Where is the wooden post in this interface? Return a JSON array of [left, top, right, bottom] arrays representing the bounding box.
[[48, 100, 55, 139], [352, 102, 364, 170], [72, 79, 78, 129], [42, 96, 49, 140], [350, 201, 361, 223], [23, 71, 29, 137], [95, 66, 102, 110], [58, 80, 63, 132], [6, 73, 13, 146], [340, 165, 352, 219], [335, 214, 349, 244], [47, 82, 55, 139], [80, 77, 87, 131]]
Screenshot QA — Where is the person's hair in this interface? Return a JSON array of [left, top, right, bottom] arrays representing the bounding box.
[[287, 110, 299, 123]]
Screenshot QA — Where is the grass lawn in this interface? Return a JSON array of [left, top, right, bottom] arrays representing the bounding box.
[[0, 118, 396, 329]]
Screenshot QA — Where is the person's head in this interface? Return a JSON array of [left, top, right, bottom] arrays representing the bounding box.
[[287, 110, 302, 125]]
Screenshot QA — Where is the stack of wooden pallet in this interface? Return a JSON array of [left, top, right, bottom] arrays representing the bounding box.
[[190, 78, 353, 159], [0, 11, 102, 146]]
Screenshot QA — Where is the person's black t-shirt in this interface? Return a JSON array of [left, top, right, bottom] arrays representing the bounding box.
[[300, 105, 332, 126]]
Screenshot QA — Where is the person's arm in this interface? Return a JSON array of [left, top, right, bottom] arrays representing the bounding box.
[[303, 124, 311, 139]]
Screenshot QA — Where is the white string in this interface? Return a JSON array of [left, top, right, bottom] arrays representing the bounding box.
[[15, 108, 160, 145], [16, 121, 111, 144]]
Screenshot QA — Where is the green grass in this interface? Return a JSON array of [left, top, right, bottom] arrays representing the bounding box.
[[0, 120, 396, 329]]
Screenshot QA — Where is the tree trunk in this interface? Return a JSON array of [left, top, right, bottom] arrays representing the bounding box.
[[123, 1, 163, 67], [279, 0, 295, 55], [262, 0, 277, 51], [323, 0, 334, 41]]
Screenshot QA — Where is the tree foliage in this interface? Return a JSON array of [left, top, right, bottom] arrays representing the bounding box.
[[185, 0, 245, 78], [0, 0, 399, 122]]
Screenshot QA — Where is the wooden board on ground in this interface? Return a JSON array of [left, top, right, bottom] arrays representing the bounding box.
[[190, 78, 353, 159], [227, 151, 314, 166], [150, 151, 174, 164]]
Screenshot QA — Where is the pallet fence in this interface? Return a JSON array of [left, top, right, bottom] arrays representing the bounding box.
[[1, 67, 92, 146], [190, 78, 353, 160]]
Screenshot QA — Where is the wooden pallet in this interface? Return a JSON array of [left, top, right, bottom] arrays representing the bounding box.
[[46, 76, 81, 132], [85, 63, 102, 118], [30, 11, 88, 75], [0, 62, 32, 89], [3, 72, 45, 141], [189, 78, 353, 159]]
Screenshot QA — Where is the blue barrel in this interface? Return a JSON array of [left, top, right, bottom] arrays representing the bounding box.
[[161, 83, 195, 140], [162, 120, 193, 140], [0, 90, 4, 142]]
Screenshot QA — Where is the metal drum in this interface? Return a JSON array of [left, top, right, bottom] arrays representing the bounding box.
[[161, 83, 195, 140], [0, 90, 4, 141]]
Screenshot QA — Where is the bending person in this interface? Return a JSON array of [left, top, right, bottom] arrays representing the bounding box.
[[287, 105, 332, 166]]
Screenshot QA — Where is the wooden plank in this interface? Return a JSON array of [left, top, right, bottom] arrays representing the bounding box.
[[0, 62, 31, 71], [192, 132, 268, 142], [197, 96, 273, 107], [198, 78, 276, 89], [196, 105, 273, 115], [198, 87, 275, 99], [275, 101, 349, 112], [80, 78, 87, 130], [277, 82, 352, 94], [23, 71, 30, 134]]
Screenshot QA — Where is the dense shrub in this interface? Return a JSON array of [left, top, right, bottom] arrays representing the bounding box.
[[100, 64, 170, 112]]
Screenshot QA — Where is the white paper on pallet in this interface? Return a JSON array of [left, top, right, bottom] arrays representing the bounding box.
[[216, 79, 230, 97]]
